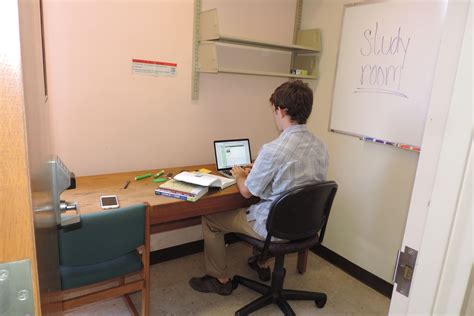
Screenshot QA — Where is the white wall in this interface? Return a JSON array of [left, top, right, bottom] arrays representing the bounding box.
[[43, 0, 297, 176], [302, 0, 419, 282], [43, 0, 298, 250], [44, 0, 426, 282]]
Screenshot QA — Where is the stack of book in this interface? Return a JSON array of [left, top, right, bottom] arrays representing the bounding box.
[[155, 179, 208, 202]]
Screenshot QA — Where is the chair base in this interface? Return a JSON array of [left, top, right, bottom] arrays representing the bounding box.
[[61, 274, 148, 316], [233, 275, 327, 316]]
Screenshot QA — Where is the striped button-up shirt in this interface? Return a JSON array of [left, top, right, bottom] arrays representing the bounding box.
[[245, 124, 329, 238]]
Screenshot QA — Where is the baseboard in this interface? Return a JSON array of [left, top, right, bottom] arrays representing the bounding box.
[[311, 245, 393, 298], [150, 233, 240, 265], [150, 239, 204, 264], [149, 236, 393, 299]]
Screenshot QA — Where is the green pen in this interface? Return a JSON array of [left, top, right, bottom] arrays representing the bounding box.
[[135, 173, 152, 181], [153, 170, 165, 178]]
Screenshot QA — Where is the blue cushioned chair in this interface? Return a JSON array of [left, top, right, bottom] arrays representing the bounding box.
[[58, 203, 150, 315]]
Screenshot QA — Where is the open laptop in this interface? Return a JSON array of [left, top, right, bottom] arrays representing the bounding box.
[[213, 139, 252, 178]]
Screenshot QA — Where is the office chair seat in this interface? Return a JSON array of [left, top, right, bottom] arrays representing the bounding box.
[[235, 233, 320, 256], [233, 181, 337, 316], [60, 250, 142, 290]]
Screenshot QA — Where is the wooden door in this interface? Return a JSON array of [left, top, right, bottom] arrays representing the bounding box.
[[1, 0, 62, 314]]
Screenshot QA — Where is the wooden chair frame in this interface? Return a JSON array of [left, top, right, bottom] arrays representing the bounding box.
[[60, 203, 150, 316]]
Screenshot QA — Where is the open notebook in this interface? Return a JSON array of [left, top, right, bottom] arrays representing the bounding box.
[[174, 171, 235, 189]]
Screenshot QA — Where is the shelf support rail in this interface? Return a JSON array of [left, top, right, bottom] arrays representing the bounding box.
[[191, 0, 202, 100], [291, 0, 303, 71]]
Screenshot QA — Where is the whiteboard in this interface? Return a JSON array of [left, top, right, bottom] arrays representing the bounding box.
[[330, 1, 447, 147]]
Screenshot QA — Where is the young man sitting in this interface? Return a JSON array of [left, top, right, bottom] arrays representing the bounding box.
[[189, 80, 329, 295]]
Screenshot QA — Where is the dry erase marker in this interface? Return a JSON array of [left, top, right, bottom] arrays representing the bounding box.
[[363, 137, 395, 147], [376, 139, 395, 146], [398, 144, 421, 152], [398, 144, 413, 150], [135, 173, 152, 180]]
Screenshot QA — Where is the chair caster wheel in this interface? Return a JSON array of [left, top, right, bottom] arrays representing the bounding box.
[[315, 295, 327, 308]]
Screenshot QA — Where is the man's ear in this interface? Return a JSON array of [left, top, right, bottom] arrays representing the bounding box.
[[278, 107, 287, 118]]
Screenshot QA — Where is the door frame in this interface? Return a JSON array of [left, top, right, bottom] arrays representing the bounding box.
[[389, 1, 471, 314]]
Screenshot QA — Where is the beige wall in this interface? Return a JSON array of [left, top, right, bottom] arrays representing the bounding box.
[[303, 0, 419, 282], [42, 0, 300, 251], [43, 0, 297, 176], [44, 0, 421, 282]]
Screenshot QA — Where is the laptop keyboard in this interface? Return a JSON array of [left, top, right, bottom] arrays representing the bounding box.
[[221, 170, 233, 176]]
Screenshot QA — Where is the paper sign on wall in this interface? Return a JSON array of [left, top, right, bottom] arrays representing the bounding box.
[[132, 59, 177, 77]]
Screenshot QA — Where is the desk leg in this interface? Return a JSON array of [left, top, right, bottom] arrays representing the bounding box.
[[297, 250, 308, 274]]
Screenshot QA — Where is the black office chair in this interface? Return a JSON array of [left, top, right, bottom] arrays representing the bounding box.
[[233, 181, 338, 316]]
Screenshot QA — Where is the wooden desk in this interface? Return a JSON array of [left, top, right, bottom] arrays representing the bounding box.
[[62, 164, 308, 273]]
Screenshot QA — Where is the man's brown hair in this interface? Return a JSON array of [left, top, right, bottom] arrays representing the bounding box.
[[269, 80, 313, 124]]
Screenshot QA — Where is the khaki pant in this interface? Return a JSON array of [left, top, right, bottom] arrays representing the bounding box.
[[202, 208, 263, 278]]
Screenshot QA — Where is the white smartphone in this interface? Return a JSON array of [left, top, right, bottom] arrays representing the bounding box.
[[100, 195, 119, 209]]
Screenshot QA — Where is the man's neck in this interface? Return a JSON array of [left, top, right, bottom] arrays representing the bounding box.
[[281, 121, 299, 131]]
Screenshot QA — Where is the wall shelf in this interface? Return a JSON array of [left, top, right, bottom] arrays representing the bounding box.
[[200, 9, 321, 53], [192, 2, 321, 99], [203, 35, 320, 53], [198, 41, 319, 79], [199, 66, 318, 80]]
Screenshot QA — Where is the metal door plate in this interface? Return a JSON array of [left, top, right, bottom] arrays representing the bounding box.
[[394, 246, 418, 297], [0, 259, 35, 316]]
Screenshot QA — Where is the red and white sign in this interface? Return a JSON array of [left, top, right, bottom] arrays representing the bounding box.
[[132, 59, 177, 77]]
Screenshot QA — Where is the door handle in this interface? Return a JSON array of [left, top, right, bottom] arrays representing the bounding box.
[[60, 200, 81, 226]]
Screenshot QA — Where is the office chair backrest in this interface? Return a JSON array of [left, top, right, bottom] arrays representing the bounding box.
[[58, 204, 146, 266], [266, 181, 338, 241]]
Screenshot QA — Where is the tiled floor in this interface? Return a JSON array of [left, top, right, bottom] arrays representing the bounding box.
[[65, 243, 390, 315]]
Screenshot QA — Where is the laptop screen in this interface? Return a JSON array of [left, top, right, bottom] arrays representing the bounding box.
[[214, 139, 252, 170]]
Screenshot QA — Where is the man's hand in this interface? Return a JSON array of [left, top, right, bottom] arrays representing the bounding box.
[[241, 163, 253, 173], [231, 166, 248, 179], [231, 166, 253, 199]]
